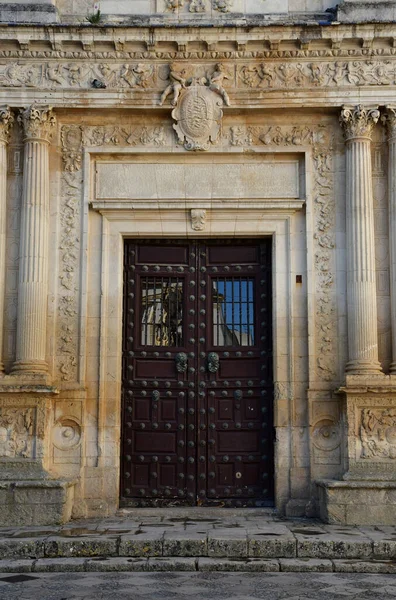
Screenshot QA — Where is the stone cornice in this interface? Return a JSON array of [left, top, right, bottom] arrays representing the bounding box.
[[18, 105, 56, 143], [0, 106, 14, 144], [340, 104, 380, 141]]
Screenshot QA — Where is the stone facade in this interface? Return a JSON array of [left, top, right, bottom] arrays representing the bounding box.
[[0, 0, 395, 525]]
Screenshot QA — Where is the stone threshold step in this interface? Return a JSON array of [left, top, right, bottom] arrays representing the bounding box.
[[0, 557, 396, 574]]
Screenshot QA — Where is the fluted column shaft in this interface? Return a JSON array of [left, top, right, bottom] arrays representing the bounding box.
[[12, 105, 56, 375], [0, 107, 13, 374], [340, 105, 382, 374], [383, 108, 396, 373]]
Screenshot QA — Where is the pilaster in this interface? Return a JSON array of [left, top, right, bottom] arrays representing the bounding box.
[[382, 107, 396, 374], [11, 105, 56, 377], [0, 107, 14, 375], [339, 105, 382, 375]]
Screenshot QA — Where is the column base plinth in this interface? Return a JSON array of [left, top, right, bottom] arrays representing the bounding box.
[[345, 359, 383, 375], [389, 362, 396, 374], [11, 360, 48, 376]]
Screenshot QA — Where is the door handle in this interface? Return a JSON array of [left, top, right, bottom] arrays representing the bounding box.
[[207, 352, 220, 373], [175, 352, 188, 373]]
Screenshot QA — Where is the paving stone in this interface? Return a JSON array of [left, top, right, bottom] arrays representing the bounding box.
[[279, 558, 333, 572], [0, 539, 45, 560], [0, 559, 34, 572], [249, 524, 297, 558], [333, 560, 396, 574], [207, 529, 248, 557], [85, 557, 148, 571], [33, 558, 87, 572], [163, 531, 207, 556], [198, 557, 280, 572], [358, 527, 396, 559], [294, 530, 373, 559], [44, 536, 118, 558], [119, 530, 164, 557], [145, 557, 197, 571]]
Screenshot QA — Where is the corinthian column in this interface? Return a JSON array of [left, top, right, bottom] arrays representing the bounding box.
[[340, 105, 382, 374], [383, 107, 396, 374], [0, 107, 14, 375], [12, 105, 56, 376]]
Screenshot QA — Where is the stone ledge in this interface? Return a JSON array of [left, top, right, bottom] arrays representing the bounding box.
[[1, 557, 396, 573], [0, 479, 76, 527], [337, 2, 396, 23], [317, 479, 396, 525]]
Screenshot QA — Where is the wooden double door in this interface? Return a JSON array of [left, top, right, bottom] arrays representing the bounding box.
[[121, 239, 274, 507]]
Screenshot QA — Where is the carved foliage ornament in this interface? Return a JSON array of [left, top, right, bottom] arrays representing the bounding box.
[[0, 408, 34, 458], [18, 104, 56, 143], [0, 106, 14, 144], [382, 106, 396, 141], [340, 104, 380, 141]]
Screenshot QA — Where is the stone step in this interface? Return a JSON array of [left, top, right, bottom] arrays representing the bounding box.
[[0, 557, 396, 574]]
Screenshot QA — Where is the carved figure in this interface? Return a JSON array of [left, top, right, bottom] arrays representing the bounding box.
[[189, 0, 206, 11], [209, 63, 230, 106], [159, 63, 188, 106], [46, 63, 64, 86], [207, 352, 220, 373], [213, 0, 232, 12], [165, 0, 184, 10]]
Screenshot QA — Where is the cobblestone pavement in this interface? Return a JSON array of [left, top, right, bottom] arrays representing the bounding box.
[[1, 571, 396, 600]]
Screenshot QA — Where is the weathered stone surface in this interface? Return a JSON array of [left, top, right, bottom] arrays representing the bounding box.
[[33, 557, 86, 572], [207, 529, 248, 558], [333, 560, 396, 574], [146, 557, 197, 571], [198, 558, 280, 572], [0, 539, 45, 560], [119, 532, 163, 557], [248, 525, 297, 558], [280, 558, 333, 572], [163, 531, 207, 557], [85, 557, 148, 572], [44, 536, 118, 558], [0, 559, 34, 572]]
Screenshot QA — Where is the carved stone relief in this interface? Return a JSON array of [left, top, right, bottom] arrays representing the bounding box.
[[360, 408, 396, 460], [1, 59, 396, 92], [0, 408, 34, 458], [191, 209, 207, 231], [167, 64, 230, 150], [213, 0, 232, 12], [53, 418, 82, 451]]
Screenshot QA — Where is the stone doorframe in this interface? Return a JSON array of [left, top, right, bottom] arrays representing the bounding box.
[[82, 146, 313, 513]]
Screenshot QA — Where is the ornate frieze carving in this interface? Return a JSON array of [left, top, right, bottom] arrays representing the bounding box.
[[0, 407, 34, 458], [340, 104, 380, 141], [0, 107, 14, 144], [18, 104, 56, 143], [191, 209, 207, 231], [1, 59, 396, 92]]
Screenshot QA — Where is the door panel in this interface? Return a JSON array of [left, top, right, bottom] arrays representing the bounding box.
[[121, 239, 273, 507]]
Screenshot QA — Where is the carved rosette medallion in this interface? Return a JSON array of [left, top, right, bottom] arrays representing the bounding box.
[[340, 104, 380, 141], [0, 106, 14, 144], [18, 104, 56, 143], [172, 80, 223, 151]]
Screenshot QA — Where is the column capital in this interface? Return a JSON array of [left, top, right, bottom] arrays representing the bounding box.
[[18, 104, 56, 143], [0, 106, 14, 145], [381, 106, 396, 141], [340, 104, 380, 142]]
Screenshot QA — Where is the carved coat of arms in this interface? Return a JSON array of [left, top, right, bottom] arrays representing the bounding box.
[[171, 77, 224, 151]]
